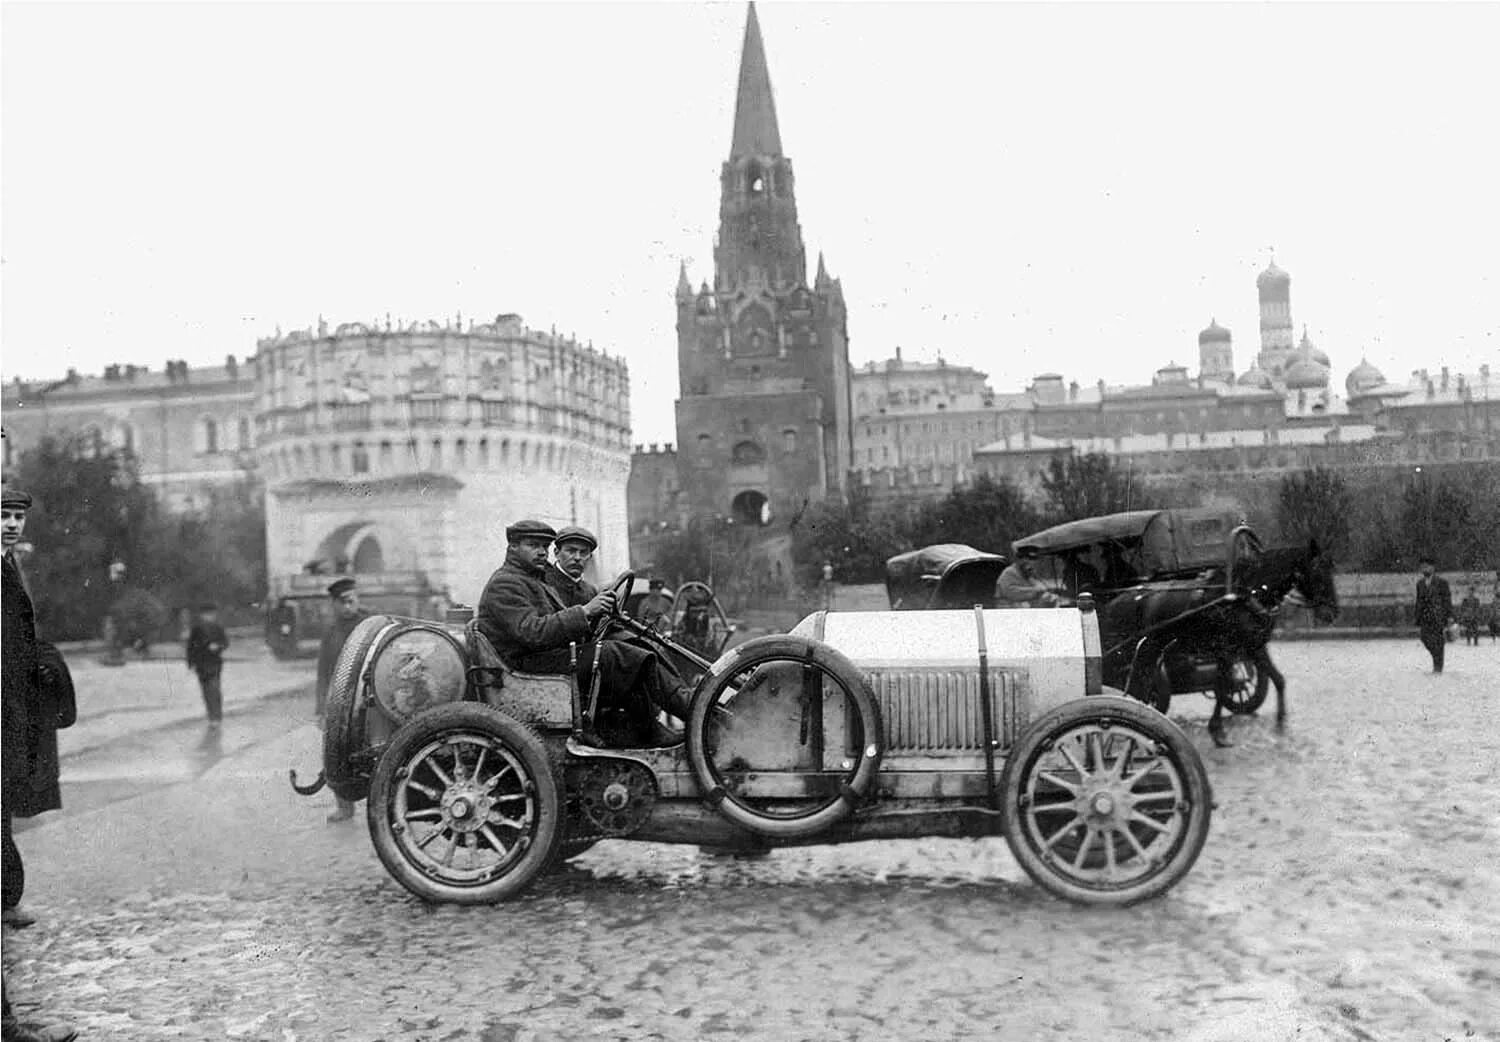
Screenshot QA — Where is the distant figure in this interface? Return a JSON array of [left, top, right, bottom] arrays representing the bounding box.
[[996, 546, 1061, 609], [316, 577, 368, 824], [1457, 585, 1482, 646], [1413, 555, 1453, 674], [637, 578, 673, 629], [1491, 578, 1500, 643], [185, 603, 229, 724]]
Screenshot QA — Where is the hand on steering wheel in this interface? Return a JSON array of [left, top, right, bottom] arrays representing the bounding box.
[[589, 570, 634, 640]]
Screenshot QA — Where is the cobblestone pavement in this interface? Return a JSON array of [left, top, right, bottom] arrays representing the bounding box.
[[3, 639, 1497, 1041]]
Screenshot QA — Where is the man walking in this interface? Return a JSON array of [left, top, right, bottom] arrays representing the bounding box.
[[1414, 555, 1453, 674], [316, 577, 368, 823], [185, 603, 229, 724]]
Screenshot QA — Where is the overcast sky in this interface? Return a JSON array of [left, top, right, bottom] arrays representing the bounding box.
[[4, 1, 1498, 445]]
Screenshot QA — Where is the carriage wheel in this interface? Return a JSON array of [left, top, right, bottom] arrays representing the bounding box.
[[686, 635, 882, 840], [1217, 657, 1268, 716], [367, 703, 562, 904], [1000, 695, 1212, 906], [322, 616, 395, 803]]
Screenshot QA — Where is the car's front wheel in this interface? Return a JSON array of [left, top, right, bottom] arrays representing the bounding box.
[[367, 703, 562, 904], [1000, 695, 1211, 906]]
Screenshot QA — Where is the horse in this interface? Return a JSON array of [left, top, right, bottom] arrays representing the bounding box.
[[1098, 538, 1339, 748]]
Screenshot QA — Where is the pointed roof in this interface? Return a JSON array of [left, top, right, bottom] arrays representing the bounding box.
[[814, 251, 830, 287], [676, 261, 692, 297], [730, 3, 783, 158]]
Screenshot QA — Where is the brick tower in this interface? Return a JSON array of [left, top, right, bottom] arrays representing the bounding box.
[[673, 2, 852, 528]]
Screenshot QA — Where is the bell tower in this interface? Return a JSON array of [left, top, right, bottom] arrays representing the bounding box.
[[672, 3, 853, 527]]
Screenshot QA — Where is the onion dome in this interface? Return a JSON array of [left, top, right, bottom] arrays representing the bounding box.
[[1257, 260, 1291, 289], [1284, 356, 1330, 390], [1296, 327, 1330, 366], [1345, 357, 1387, 397], [1198, 318, 1231, 344], [1237, 365, 1273, 389]]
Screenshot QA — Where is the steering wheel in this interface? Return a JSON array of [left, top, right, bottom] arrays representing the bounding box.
[[592, 570, 634, 640]]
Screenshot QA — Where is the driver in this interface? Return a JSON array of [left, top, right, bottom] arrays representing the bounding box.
[[996, 545, 1062, 608], [477, 520, 691, 747]]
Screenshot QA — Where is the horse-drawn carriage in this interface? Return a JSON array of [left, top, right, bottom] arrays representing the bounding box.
[[1010, 509, 1338, 742], [294, 571, 1214, 907]]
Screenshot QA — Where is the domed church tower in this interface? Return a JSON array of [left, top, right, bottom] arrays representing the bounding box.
[[672, 3, 853, 527], [1256, 259, 1295, 376], [1197, 318, 1234, 384]]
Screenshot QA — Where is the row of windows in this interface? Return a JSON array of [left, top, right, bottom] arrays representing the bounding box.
[[196, 416, 254, 455], [264, 434, 593, 480]]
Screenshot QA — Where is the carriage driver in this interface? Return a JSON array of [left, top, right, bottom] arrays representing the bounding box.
[[477, 520, 692, 747], [996, 545, 1063, 608]]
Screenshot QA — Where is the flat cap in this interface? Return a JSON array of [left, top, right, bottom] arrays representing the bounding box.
[[1, 488, 33, 509], [648, 577, 666, 589], [506, 519, 558, 543], [197, 601, 219, 612], [327, 577, 357, 598], [553, 525, 597, 551]]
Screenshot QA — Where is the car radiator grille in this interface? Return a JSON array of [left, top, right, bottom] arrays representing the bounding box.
[[860, 668, 1027, 754]]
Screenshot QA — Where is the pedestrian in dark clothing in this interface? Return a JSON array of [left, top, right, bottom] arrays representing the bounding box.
[[1414, 556, 1453, 673], [185, 604, 229, 723], [1, 488, 79, 1039], [1457, 586, 1482, 646], [316, 577, 368, 823], [478, 520, 690, 747]]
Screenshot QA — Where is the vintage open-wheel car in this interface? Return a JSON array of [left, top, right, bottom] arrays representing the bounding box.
[[292, 572, 1214, 908]]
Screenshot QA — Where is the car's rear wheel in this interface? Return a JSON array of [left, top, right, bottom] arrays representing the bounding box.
[[367, 703, 562, 904], [1000, 696, 1211, 906], [323, 615, 395, 803]]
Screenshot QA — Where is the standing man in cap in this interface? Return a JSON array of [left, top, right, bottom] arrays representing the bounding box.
[[478, 519, 692, 747], [185, 603, 230, 725], [546, 526, 599, 609], [316, 577, 368, 823], [2, 488, 40, 928], [1414, 554, 1453, 674]]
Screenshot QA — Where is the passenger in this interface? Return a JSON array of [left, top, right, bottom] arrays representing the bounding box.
[[545, 526, 599, 608], [996, 546, 1062, 608], [478, 520, 690, 747]]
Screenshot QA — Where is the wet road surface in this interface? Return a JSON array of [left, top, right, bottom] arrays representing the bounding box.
[[4, 639, 1497, 1041]]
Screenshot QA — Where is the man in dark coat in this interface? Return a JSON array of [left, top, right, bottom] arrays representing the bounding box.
[[316, 577, 368, 823], [185, 603, 229, 724], [1414, 555, 1453, 674], [478, 520, 690, 746], [545, 526, 599, 609], [3, 488, 75, 933]]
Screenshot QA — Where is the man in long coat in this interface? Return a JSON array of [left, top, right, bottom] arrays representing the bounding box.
[[1414, 554, 1453, 674], [3, 488, 75, 931], [184, 603, 229, 724], [316, 577, 369, 823], [479, 520, 689, 746]]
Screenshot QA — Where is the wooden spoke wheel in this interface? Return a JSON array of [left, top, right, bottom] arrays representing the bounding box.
[[367, 703, 562, 904], [1000, 695, 1212, 906], [1216, 657, 1269, 715]]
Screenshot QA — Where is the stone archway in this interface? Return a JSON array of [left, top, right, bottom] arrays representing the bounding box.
[[316, 521, 390, 574], [731, 489, 771, 527]]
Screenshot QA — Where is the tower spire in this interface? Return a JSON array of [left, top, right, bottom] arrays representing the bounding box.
[[730, 3, 782, 158], [676, 260, 692, 299]]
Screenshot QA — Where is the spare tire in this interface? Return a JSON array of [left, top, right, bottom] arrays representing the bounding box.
[[323, 615, 398, 803], [685, 635, 882, 840]]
